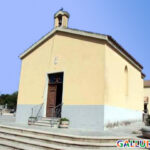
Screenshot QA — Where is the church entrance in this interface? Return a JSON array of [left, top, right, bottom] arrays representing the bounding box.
[[46, 73, 63, 117]]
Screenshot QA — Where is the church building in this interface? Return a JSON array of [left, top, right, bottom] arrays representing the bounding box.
[[16, 10, 144, 131]]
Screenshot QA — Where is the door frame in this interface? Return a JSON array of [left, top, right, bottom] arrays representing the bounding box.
[[43, 71, 64, 117]]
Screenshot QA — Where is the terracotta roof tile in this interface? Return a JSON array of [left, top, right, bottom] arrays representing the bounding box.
[[144, 80, 150, 88]]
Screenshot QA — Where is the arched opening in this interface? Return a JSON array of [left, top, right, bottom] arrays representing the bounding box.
[[124, 66, 128, 96], [58, 16, 62, 27]]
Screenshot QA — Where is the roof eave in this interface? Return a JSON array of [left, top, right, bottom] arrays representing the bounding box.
[[142, 73, 146, 79], [19, 28, 57, 59], [107, 36, 143, 70]]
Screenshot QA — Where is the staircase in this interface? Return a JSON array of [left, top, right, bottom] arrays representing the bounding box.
[[0, 124, 132, 150], [33, 117, 60, 128], [30, 103, 62, 128]]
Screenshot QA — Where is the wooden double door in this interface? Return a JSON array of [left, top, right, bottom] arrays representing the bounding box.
[[46, 84, 57, 117], [46, 84, 62, 117]]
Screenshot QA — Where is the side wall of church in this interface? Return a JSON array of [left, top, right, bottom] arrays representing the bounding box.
[[104, 44, 143, 127]]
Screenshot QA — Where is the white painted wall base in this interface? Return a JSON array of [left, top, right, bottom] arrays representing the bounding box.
[[104, 105, 142, 126], [16, 104, 44, 124], [16, 103, 143, 131]]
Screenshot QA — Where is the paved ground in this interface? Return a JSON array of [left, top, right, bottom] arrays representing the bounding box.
[[0, 114, 146, 138]]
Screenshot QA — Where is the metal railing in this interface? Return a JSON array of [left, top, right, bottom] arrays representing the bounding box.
[[51, 103, 63, 118], [49, 103, 63, 127], [36, 103, 44, 120], [31, 103, 44, 121]]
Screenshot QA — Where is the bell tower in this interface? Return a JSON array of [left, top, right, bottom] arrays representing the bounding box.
[[54, 9, 70, 28]]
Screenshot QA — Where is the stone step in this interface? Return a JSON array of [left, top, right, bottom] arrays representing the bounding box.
[[41, 117, 60, 121], [33, 122, 51, 126], [33, 117, 60, 127], [0, 145, 16, 150], [0, 124, 137, 144], [0, 132, 117, 150], [34, 122, 59, 128], [37, 120, 59, 124], [0, 136, 63, 150], [0, 128, 115, 149]]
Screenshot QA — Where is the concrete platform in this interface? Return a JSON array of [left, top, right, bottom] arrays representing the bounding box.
[[0, 115, 147, 149], [0, 114, 145, 138]]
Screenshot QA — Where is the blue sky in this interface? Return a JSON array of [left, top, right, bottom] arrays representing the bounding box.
[[0, 0, 149, 94]]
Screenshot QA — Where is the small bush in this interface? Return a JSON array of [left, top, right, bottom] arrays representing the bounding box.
[[106, 122, 119, 128], [106, 120, 132, 128], [60, 118, 69, 122]]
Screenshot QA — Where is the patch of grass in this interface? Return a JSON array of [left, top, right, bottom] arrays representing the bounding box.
[[106, 120, 132, 128], [123, 121, 131, 126], [132, 130, 141, 134], [106, 122, 119, 128]]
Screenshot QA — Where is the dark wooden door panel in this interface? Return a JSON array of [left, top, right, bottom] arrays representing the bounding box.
[[46, 84, 57, 117]]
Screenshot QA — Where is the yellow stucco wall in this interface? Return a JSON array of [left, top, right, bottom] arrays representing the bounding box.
[[18, 37, 55, 105], [104, 44, 143, 111], [144, 87, 150, 111], [54, 18, 59, 28], [17, 32, 105, 105]]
